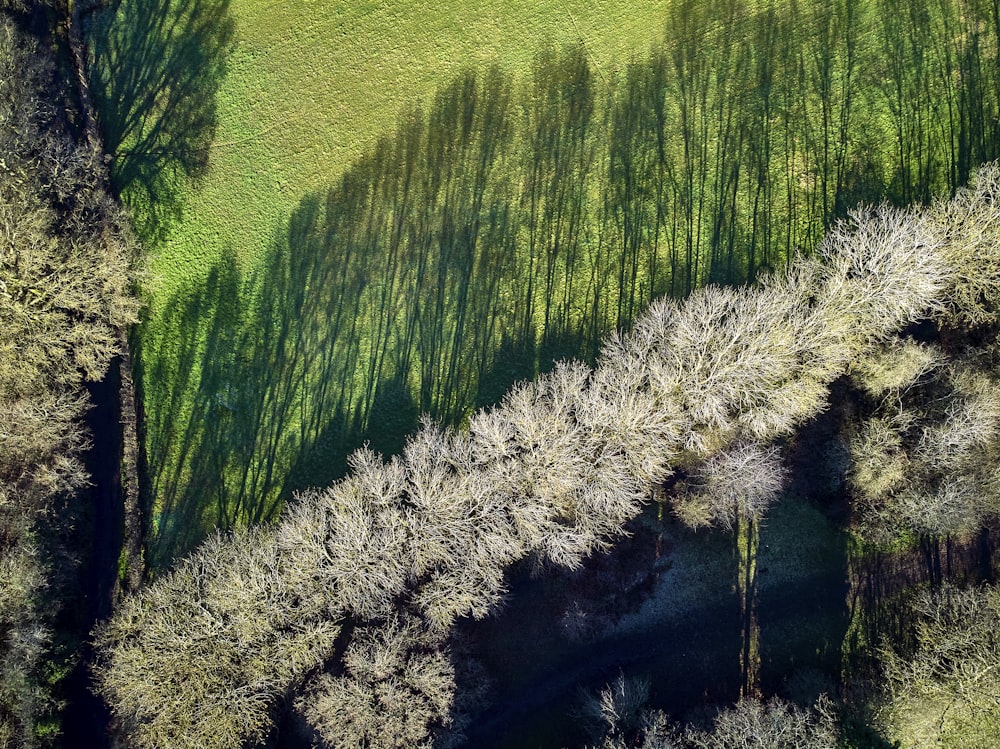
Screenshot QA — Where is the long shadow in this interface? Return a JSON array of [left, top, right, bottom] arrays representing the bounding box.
[[142, 54, 608, 564], [140, 250, 248, 563], [86, 0, 235, 240], [756, 501, 850, 704]]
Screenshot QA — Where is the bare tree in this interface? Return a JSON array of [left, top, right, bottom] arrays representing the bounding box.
[[591, 697, 840, 749], [679, 697, 840, 749], [879, 584, 1000, 748], [578, 671, 651, 742], [93, 528, 341, 749], [298, 614, 455, 749], [0, 15, 138, 747], [929, 165, 1000, 326], [848, 359, 1000, 541], [673, 442, 787, 530]]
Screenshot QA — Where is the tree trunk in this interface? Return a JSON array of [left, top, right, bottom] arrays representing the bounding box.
[[737, 514, 761, 699]]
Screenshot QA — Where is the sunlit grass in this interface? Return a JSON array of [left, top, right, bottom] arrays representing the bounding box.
[[101, 0, 673, 562], [145, 0, 672, 306]]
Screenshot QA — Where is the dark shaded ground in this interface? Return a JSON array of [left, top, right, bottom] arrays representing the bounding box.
[[459, 583, 740, 748], [461, 570, 851, 749], [455, 505, 1000, 749], [59, 361, 123, 749], [456, 500, 849, 749]]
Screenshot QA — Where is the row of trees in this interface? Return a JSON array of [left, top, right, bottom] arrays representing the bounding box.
[[141, 0, 1000, 563], [0, 9, 138, 747], [581, 675, 841, 749], [588, 179, 1000, 745], [94, 163, 1000, 747]]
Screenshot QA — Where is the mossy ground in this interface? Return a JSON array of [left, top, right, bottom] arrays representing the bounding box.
[[461, 496, 852, 747]]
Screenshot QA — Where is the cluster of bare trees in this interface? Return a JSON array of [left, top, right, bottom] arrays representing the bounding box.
[[827, 171, 1000, 747], [849, 355, 1000, 541], [879, 583, 1000, 747], [846, 173, 1000, 544], [586, 686, 840, 749], [94, 160, 1000, 747], [0, 12, 138, 748]]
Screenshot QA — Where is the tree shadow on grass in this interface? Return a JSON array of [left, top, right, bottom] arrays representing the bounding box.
[[140, 57, 607, 565], [147, 25, 927, 565], [86, 0, 235, 241], [137, 249, 246, 563], [137, 17, 1000, 566]]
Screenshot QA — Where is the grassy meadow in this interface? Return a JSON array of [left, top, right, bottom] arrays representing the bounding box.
[[87, 0, 1000, 566], [99, 0, 672, 300], [87, 0, 673, 563]]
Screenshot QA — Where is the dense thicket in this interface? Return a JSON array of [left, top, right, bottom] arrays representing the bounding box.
[[879, 583, 1000, 747], [0, 14, 137, 747], [94, 164, 1000, 747], [142, 0, 1000, 561]]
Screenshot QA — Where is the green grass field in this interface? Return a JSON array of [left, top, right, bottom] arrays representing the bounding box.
[[141, 0, 671, 305], [88, 0, 1000, 565]]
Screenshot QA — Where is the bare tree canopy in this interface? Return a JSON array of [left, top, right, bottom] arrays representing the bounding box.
[[94, 166, 1000, 748], [0, 16, 138, 748]]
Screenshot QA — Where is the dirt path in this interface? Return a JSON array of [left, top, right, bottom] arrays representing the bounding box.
[[59, 361, 124, 749]]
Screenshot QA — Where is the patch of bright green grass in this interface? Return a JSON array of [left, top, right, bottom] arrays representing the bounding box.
[[147, 0, 671, 307]]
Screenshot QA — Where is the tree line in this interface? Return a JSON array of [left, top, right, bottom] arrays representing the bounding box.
[[140, 0, 1000, 564], [0, 6, 139, 747], [95, 165, 1000, 748]]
